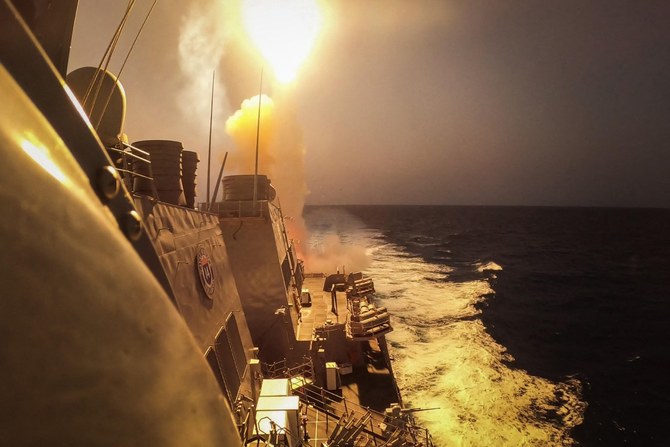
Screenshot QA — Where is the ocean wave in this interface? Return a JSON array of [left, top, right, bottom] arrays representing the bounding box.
[[407, 234, 442, 247], [476, 261, 504, 272]]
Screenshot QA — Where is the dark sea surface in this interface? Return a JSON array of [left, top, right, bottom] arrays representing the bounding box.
[[303, 205, 670, 446]]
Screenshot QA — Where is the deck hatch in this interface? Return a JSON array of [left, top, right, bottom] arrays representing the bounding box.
[[225, 313, 247, 379]]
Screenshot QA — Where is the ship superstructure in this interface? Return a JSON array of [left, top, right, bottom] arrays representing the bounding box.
[[212, 176, 434, 446], [212, 175, 305, 365]]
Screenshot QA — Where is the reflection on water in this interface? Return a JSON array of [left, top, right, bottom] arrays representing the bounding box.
[[305, 207, 585, 446]]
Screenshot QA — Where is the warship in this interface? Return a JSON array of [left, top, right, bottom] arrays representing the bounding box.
[[0, 1, 433, 445]]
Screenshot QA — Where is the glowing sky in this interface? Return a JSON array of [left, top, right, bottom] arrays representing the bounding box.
[[69, 0, 670, 207]]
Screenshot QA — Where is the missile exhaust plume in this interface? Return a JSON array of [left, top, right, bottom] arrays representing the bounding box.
[[180, 0, 364, 271], [225, 94, 276, 173]]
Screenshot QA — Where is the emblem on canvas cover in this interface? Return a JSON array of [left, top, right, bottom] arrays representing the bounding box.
[[196, 245, 215, 298]]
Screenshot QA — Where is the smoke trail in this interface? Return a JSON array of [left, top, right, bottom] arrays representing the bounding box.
[[266, 89, 309, 251], [177, 1, 229, 127], [177, 0, 235, 203]]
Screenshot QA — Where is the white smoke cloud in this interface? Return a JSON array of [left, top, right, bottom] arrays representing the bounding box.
[[304, 234, 371, 274]]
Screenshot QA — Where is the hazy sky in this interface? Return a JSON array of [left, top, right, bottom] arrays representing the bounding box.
[[70, 0, 670, 207]]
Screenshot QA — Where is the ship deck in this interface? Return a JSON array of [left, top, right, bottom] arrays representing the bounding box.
[[255, 275, 432, 446], [301, 403, 378, 446], [297, 274, 348, 341], [295, 275, 401, 411], [297, 274, 400, 407]]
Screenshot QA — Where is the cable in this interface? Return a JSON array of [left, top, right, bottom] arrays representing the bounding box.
[[232, 220, 244, 240], [83, 0, 135, 110], [95, 0, 157, 130]]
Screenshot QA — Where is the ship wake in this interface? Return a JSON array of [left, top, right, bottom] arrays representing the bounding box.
[[367, 241, 585, 446]]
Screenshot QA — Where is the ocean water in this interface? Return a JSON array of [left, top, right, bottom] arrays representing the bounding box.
[[303, 205, 670, 446]]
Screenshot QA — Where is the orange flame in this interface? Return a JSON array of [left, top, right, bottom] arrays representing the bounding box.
[[225, 94, 276, 172]]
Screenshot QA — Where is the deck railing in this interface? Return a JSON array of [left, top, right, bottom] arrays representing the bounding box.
[[108, 142, 160, 200], [207, 200, 268, 218], [262, 358, 434, 447]]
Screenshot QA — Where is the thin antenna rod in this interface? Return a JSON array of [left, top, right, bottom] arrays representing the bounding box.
[[84, 0, 135, 111], [95, 0, 157, 130], [210, 151, 229, 208], [206, 70, 215, 211], [253, 68, 264, 210]]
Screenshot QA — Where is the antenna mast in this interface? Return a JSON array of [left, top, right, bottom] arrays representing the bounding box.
[[209, 152, 229, 207], [206, 70, 215, 211], [253, 68, 264, 212]]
